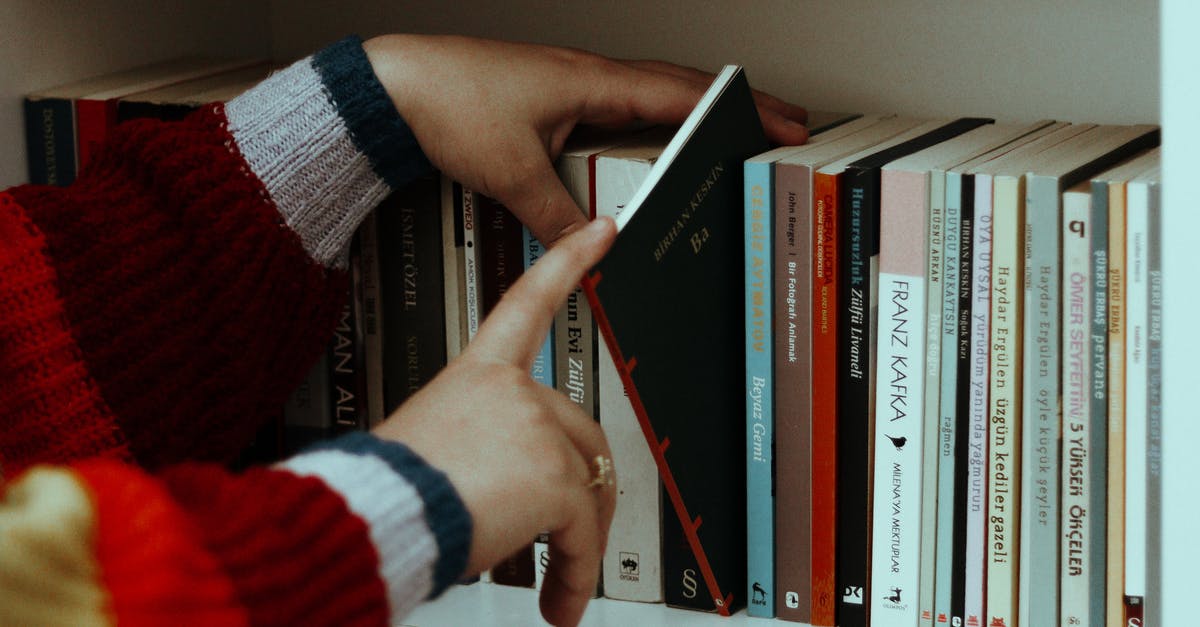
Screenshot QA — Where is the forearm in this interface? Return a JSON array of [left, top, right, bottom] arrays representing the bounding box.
[[0, 432, 470, 626]]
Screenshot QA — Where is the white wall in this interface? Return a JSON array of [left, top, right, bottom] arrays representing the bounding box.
[[0, 0, 271, 187], [270, 0, 1159, 126], [1161, 0, 1199, 623]]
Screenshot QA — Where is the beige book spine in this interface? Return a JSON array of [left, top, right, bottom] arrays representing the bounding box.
[[1106, 178, 1128, 627]]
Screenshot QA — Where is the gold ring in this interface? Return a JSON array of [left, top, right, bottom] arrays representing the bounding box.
[[587, 455, 614, 489]]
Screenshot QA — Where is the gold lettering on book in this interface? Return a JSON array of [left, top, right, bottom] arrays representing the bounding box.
[[653, 162, 725, 262]]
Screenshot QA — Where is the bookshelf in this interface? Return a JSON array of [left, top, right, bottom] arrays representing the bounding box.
[[3, 1, 1196, 624]]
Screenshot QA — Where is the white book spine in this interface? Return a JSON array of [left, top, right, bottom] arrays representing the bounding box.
[[1124, 179, 1149, 604], [871, 169, 928, 627], [594, 154, 663, 603], [1060, 188, 1092, 627], [460, 187, 481, 343], [871, 269, 926, 627], [987, 175, 1022, 627], [964, 173, 993, 627]]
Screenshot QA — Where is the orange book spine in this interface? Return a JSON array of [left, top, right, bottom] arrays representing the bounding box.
[[810, 171, 839, 626]]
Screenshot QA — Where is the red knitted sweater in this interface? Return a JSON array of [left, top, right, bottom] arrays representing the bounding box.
[[0, 37, 468, 625]]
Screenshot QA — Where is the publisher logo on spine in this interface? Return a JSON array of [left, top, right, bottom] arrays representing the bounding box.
[[618, 552, 640, 582], [785, 590, 800, 609], [881, 587, 909, 612]]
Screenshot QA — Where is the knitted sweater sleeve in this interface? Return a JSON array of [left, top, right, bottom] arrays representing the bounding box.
[[0, 36, 469, 625], [0, 431, 471, 625]]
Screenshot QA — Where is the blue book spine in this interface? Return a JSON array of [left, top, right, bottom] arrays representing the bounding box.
[[523, 225, 555, 388], [745, 158, 774, 617]]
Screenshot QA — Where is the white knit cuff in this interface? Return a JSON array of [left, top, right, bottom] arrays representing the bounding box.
[[224, 58, 390, 269], [278, 448, 437, 621]]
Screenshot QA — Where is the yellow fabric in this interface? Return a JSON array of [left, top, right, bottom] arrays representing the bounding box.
[[0, 467, 111, 627]]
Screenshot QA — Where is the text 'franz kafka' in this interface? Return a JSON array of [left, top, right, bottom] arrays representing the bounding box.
[[652, 162, 725, 261]]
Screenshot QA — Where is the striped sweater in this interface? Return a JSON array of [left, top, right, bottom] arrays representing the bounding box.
[[0, 36, 469, 625]]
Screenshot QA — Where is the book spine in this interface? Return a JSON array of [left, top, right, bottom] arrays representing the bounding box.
[[1144, 181, 1163, 627], [964, 173, 993, 627], [524, 226, 555, 389], [744, 159, 774, 618], [836, 167, 876, 627], [1060, 188, 1092, 627], [593, 153, 662, 603], [773, 162, 815, 623], [441, 177, 465, 361], [73, 98, 115, 174], [489, 197, 537, 595], [380, 176, 447, 415], [1124, 179, 1149, 616], [23, 97, 77, 186], [987, 174, 1023, 627], [1088, 179, 1110, 627], [871, 169, 928, 627], [810, 171, 839, 627], [951, 173, 976, 626], [461, 186, 481, 343], [330, 241, 367, 433], [357, 210, 385, 428], [1020, 175, 1063, 627], [934, 171, 961, 627], [1105, 178, 1127, 627], [921, 168, 946, 627], [282, 352, 333, 454], [553, 292, 596, 422]]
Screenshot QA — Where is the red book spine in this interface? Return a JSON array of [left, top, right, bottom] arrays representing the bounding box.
[[810, 171, 839, 627], [75, 98, 117, 171]]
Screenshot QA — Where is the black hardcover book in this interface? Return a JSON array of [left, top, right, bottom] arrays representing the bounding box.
[[378, 175, 447, 415], [951, 174, 975, 624], [582, 66, 766, 615], [834, 117, 990, 627]]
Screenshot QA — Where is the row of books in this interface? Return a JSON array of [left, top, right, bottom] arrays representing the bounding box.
[[26, 61, 1166, 626], [740, 112, 1162, 627]]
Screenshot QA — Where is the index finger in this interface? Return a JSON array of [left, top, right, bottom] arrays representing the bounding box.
[[465, 216, 617, 367]]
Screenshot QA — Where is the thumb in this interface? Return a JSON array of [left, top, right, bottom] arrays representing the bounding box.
[[493, 150, 590, 249]]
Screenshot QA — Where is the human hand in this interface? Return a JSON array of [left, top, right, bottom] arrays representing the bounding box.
[[372, 216, 618, 627], [363, 34, 808, 247]]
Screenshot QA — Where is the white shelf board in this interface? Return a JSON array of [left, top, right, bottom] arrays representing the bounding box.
[[404, 583, 774, 627]]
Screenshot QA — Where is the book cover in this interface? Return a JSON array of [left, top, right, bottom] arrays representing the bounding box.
[[1060, 181, 1093, 627], [523, 224, 555, 390], [379, 175, 447, 415], [590, 129, 666, 603], [744, 153, 776, 619], [964, 169, 994, 627], [1144, 166, 1163, 627], [986, 169, 1023, 627], [581, 65, 766, 614], [440, 176, 466, 361], [1124, 167, 1153, 619], [357, 210, 385, 427], [460, 186, 482, 345]]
